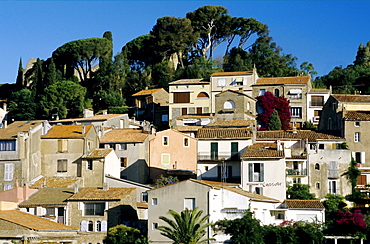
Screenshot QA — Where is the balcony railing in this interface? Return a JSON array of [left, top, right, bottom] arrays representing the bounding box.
[[310, 101, 324, 107], [286, 168, 307, 176], [198, 152, 240, 161]]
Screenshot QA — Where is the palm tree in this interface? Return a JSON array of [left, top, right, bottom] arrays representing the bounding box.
[[157, 207, 214, 244]]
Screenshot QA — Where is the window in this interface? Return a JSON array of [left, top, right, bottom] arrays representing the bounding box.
[[235, 77, 243, 86], [355, 152, 365, 164], [87, 159, 93, 170], [183, 138, 189, 147], [248, 163, 264, 182], [4, 163, 14, 181], [173, 92, 190, 103], [217, 78, 226, 87], [276, 212, 285, 220], [46, 208, 55, 216], [316, 182, 320, 189], [58, 139, 68, 152], [0, 140, 16, 151], [57, 159, 67, 172], [205, 166, 209, 171], [329, 180, 338, 195], [184, 198, 196, 210], [96, 221, 101, 232], [354, 132, 360, 142], [358, 175, 367, 185], [88, 221, 93, 231], [259, 89, 266, 96], [152, 198, 158, 205], [162, 114, 168, 122], [315, 163, 320, 170], [290, 107, 302, 118], [120, 144, 127, 150], [196, 107, 202, 114], [319, 144, 324, 149], [141, 192, 148, 202], [163, 136, 169, 146], [80, 220, 88, 232], [84, 203, 105, 216], [181, 107, 188, 116], [197, 92, 209, 99], [311, 96, 324, 106], [120, 157, 127, 167], [314, 110, 321, 117], [255, 187, 263, 195], [152, 223, 158, 230], [329, 161, 339, 178], [224, 100, 235, 109], [289, 88, 302, 99], [355, 121, 361, 127], [274, 89, 279, 97], [210, 142, 218, 160], [161, 154, 170, 167]]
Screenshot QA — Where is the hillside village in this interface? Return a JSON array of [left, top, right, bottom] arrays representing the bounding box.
[[1, 69, 370, 243]]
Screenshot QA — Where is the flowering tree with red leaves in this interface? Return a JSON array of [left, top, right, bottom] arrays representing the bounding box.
[[257, 91, 291, 130], [334, 210, 367, 237]]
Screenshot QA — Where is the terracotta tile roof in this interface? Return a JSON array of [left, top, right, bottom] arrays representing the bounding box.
[[137, 202, 148, 208], [173, 126, 203, 132], [0, 120, 45, 139], [309, 88, 330, 93], [169, 79, 209, 85], [196, 128, 252, 139], [257, 130, 344, 142], [100, 129, 148, 143], [344, 111, 370, 121], [19, 188, 74, 207], [215, 89, 256, 100], [284, 199, 324, 209], [42, 125, 93, 138], [132, 88, 164, 96], [332, 94, 370, 103], [205, 120, 254, 128], [51, 114, 126, 123], [255, 76, 310, 86], [30, 177, 82, 189], [83, 148, 113, 159], [242, 143, 284, 158], [0, 210, 77, 231], [211, 71, 253, 76], [222, 186, 280, 202], [68, 187, 136, 201]]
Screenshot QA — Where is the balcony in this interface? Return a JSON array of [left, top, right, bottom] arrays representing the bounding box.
[[289, 94, 302, 99], [198, 152, 240, 161], [286, 168, 307, 176]]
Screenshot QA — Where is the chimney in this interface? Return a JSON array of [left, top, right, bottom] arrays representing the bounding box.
[[151, 127, 156, 135], [82, 126, 86, 134], [292, 122, 297, 133], [74, 183, 79, 194], [3, 103, 6, 112], [102, 110, 108, 115], [103, 182, 109, 191]]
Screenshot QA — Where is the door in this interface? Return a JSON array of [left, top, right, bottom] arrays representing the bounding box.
[[231, 142, 238, 160], [211, 142, 218, 160]]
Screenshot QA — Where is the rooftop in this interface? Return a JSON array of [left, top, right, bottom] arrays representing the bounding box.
[[254, 76, 310, 86], [42, 124, 93, 138], [205, 120, 254, 128], [83, 148, 113, 159], [333, 94, 370, 103], [283, 199, 324, 209], [0, 120, 45, 139], [344, 111, 370, 121], [242, 143, 284, 158], [132, 88, 165, 96], [51, 114, 126, 123], [309, 88, 330, 93], [211, 71, 253, 76], [257, 130, 344, 142], [197, 128, 252, 139], [169, 78, 209, 85], [100, 129, 148, 143], [173, 126, 203, 132], [68, 187, 136, 201], [30, 177, 82, 189], [19, 188, 74, 207]]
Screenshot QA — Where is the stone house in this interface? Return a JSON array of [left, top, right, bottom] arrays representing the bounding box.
[[0, 120, 51, 191], [168, 79, 211, 127], [252, 76, 312, 128], [0, 209, 79, 243], [214, 89, 256, 121], [99, 129, 149, 184], [41, 125, 99, 178], [148, 129, 197, 182], [67, 187, 138, 244], [147, 179, 280, 244], [196, 123, 254, 183], [307, 88, 331, 126]]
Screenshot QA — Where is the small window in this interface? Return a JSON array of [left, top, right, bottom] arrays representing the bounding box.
[[87, 159, 93, 170], [58, 139, 68, 152], [162, 114, 169, 122], [316, 182, 320, 189], [183, 138, 189, 147], [181, 108, 188, 115], [163, 136, 169, 146], [276, 212, 284, 220], [152, 222, 158, 230], [355, 132, 361, 142], [205, 166, 209, 171], [142, 192, 148, 202], [255, 187, 263, 195], [224, 100, 235, 109], [57, 159, 67, 173], [259, 89, 266, 96], [152, 198, 158, 205], [120, 157, 127, 167], [84, 203, 105, 216], [46, 208, 55, 216], [120, 144, 127, 150], [4, 184, 12, 191], [274, 89, 279, 97], [4, 163, 14, 181], [218, 78, 226, 87], [96, 221, 101, 232], [184, 198, 196, 210], [88, 221, 93, 232], [315, 163, 320, 170], [355, 121, 360, 127], [319, 144, 324, 149]]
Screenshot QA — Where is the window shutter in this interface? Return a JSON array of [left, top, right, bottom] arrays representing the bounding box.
[[260, 163, 264, 182], [248, 163, 253, 182], [362, 152, 366, 164], [101, 220, 107, 232], [80, 220, 87, 232]]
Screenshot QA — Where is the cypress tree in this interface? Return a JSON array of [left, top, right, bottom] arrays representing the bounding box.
[[267, 110, 282, 130], [15, 58, 24, 90]]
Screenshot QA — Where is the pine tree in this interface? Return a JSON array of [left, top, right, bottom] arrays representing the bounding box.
[[267, 110, 282, 130]]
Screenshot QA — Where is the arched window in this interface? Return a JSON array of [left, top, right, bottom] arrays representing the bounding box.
[[96, 221, 101, 232], [316, 182, 320, 189], [315, 163, 320, 170], [197, 92, 209, 99], [80, 220, 87, 232], [88, 221, 93, 232], [274, 89, 279, 97], [101, 220, 108, 232], [224, 100, 235, 109]]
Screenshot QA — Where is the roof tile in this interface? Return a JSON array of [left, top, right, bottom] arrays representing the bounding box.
[[242, 143, 284, 158], [100, 129, 148, 143], [344, 111, 370, 121], [255, 76, 310, 85], [19, 188, 74, 207], [169, 79, 209, 85], [42, 125, 93, 138], [197, 128, 252, 139], [284, 199, 324, 209], [68, 187, 135, 201], [132, 88, 164, 96], [0, 120, 45, 139], [211, 71, 253, 76], [257, 130, 344, 142], [333, 94, 370, 103], [30, 177, 82, 189]]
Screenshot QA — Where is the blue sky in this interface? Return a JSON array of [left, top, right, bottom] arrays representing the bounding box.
[[0, 1, 369, 84]]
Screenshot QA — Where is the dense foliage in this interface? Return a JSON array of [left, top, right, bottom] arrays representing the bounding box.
[[267, 110, 282, 130], [103, 225, 148, 244], [157, 207, 214, 244], [257, 91, 291, 130], [153, 175, 179, 187], [286, 183, 316, 200]]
